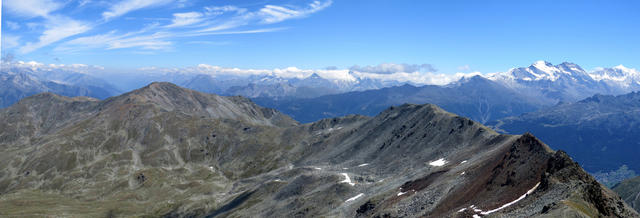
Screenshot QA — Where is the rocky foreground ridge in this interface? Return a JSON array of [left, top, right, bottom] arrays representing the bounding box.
[[0, 82, 636, 217]]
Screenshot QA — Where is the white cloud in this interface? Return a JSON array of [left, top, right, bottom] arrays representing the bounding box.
[[51, 0, 331, 53], [60, 31, 172, 51], [108, 34, 172, 50], [196, 0, 332, 33], [5, 21, 21, 30], [19, 16, 92, 54], [350, 63, 437, 74], [135, 64, 355, 81], [137, 63, 481, 85], [78, 0, 92, 7], [204, 5, 247, 16], [102, 0, 173, 20], [3, 0, 63, 18], [166, 12, 204, 28], [2, 60, 105, 73], [2, 35, 21, 49], [4, 0, 91, 54], [258, 0, 332, 24], [351, 71, 482, 85]]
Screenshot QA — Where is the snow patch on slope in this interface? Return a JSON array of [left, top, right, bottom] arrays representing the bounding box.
[[429, 158, 447, 166], [340, 173, 355, 186], [479, 182, 540, 215], [345, 193, 364, 202]]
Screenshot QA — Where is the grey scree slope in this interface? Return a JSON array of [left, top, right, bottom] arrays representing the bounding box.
[[0, 82, 637, 218]]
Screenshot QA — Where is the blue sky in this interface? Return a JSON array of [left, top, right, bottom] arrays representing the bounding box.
[[2, 0, 639, 74]]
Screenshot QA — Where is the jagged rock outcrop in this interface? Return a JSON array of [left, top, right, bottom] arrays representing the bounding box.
[[0, 82, 636, 217]]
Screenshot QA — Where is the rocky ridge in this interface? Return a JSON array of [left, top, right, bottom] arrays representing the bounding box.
[[0, 82, 636, 217]]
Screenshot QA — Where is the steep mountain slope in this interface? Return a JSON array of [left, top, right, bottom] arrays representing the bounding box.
[[612, 176, 640, 212], [490, 92, 640, 175], [0, 82, 635, 217], [254, 76, 548, 124]]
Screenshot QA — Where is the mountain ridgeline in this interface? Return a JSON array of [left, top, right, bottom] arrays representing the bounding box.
[[0, 82, 636, 217]]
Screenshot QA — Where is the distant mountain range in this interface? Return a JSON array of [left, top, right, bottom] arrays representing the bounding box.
[[0, 82, 635, 217], [252, 62, 640, 124], [2, 60, 639, 113], [253, 76, 546, 124], [488, 61, 640, 103], [490, 91, 640, 178], [0, 65, 120, 108], [183, 61, 640, 104]]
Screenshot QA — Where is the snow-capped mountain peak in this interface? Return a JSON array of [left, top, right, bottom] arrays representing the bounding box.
[[490, 61, 593, 83], [557, 62, 586, 74], [531, 60, 554, 70], [589, 65, 640, 86], [614, 64, 632, 71]]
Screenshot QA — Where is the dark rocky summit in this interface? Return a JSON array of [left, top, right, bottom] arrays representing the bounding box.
[[0, 82, 636, 217]]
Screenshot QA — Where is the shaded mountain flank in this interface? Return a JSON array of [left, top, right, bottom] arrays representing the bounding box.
[[0, 82, 636, 217], [613, 176, 640, 213], [490, 92, 640, 179], [254, 76, 549, 124]]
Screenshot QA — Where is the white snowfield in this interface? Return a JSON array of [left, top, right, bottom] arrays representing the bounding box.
[[479, 182, 540, 215], [345, 193, 364, 203], [340, 173, 355, 186], [429, 158, 447, 166], [358, 163, 369, 167], [455, 182, 540, 216]]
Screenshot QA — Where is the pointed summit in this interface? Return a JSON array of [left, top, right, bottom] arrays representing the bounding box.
[[532, 60, 553, 67], [557, 62, 587, 74], [105, 82, 298, 127], [308, 73, 322, 79]]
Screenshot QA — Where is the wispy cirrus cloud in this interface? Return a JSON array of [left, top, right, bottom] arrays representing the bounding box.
[[166, 12, 204, 28], [56, 0, 331, 52], [19, 16, 92, 54], [4, 0, 92, 54], [3, 0, 63, 18], [4, 0, 332, 55], [258, 0, 332, 24], [5, 21, 21, 30], [102, 0, 174, 20], [2, 35, 21, 49]]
